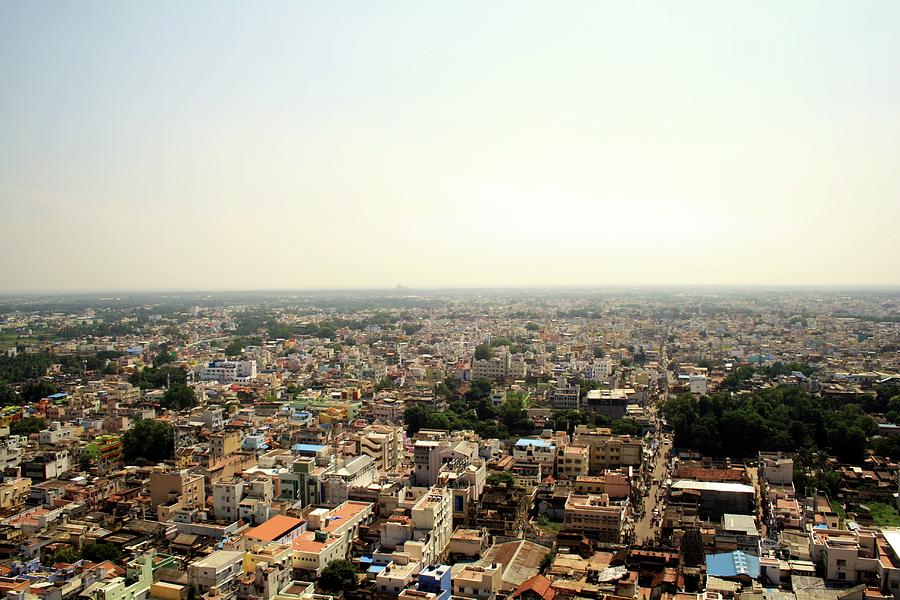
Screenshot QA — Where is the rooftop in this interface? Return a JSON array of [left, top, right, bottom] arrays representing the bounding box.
[[245, 515, 305, 542]]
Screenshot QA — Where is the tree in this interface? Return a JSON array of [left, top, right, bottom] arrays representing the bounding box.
[[474, 344, 492, 361], [51, 546, 81, 564], [540, 550, 556, 574], [611, 418, 642, 437], [487, 471, 516, 487], [162, 384, 197, 411], [154, 345, 177, 366], [374, 377, 394, 393], [130, 365, 187, 390], [123, 419, 174, 462], [465, 378, 493, 404], [319, 559, 357, 591], [404, 405, 430, 435], [11, 416, 46, 436], [20, 380, 57, 403], [81, 542, 122, 562], [0, 384, 19, 406], [592, 346, 604, 358]]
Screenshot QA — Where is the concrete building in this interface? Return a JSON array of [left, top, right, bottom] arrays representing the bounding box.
[[759, 452, 794, 485], [550, 377, 580, 409], [454, 563, 502, 599], [322, 455, 376, 506], [291, 501, 374, 577], [200, 360, 257, 383], [381, 486, 454, 566], [572, 427, 642, 473], [0, 477, 31, 510], [720, 513, 761, 556], [150, 469, 206, 522], [245, 515, 306, 547], [513, 439, 556, 470], [556, 444, 589, 480], [189, 550, 244, 594], [212, 478, 243, 522], [564, 492, 626, 542], [359, 425, 404, 472]]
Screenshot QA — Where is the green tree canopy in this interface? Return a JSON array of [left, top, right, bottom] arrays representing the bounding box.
[[123, 419, 174, 463], [161, 384, 197, 411], [11, 416, 46, 436], [611, 418, 642, 437], [319, 559, 357, 591], [487, 471, 516, 487], [21, 380, 57, 403]]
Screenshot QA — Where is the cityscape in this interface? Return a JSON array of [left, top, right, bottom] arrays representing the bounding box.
[[2, 3, 900, 600], [0, 288, 897, 600]]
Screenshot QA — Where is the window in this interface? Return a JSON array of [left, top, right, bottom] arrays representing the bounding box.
[[836, 559, 846, 566]]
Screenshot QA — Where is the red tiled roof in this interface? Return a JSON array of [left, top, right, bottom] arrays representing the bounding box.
[[512, 574, 556, 600]]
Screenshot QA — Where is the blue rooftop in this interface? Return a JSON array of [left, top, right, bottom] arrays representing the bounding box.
[[705, 551, 760, 579], [48, 393, 67, 400], [516, 438, 553, 448], [292, 443, 326, 454]]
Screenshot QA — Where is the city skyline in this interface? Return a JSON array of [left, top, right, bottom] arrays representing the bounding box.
[[2, 1, 900, 291]]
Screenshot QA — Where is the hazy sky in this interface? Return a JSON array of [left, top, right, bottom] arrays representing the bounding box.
[[2, 1, 899, 291]]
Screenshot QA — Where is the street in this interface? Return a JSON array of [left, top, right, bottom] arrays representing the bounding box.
[[634, 433, 672, 544]]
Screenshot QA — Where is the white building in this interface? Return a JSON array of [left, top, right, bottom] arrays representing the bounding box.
[[212, 478, 243, 522], [189, 550, 244, 594], [690, 375, 708, 395], [550, 377, 580, 409], [360, 425, 405, 472], [200, 360, 257, 383]]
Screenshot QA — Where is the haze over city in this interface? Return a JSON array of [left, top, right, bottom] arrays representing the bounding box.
[[2, 1, 900, 291]]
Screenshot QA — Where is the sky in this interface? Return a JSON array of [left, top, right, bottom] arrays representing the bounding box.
[[1, 1, 899, 292]]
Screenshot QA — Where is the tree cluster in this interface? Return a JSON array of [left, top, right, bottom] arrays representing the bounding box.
[[405, 377, 534, 439], [663, 387, 878, 463], [129, 365, 187, 390], [123, 419, 174, 463]]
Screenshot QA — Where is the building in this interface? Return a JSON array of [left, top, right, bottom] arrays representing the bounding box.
[[0, 477, 31, 511], [359, 425, 404, 472], [22, 450, 71, 481], [720, 514, 761, 556], [38, 421, 76, 445], [150, 469, 206, 522], [471, 349, 511, 382], [454, 563, 502, 599], [322, 455, 376, 506], [759, 452, 794, 485], [414, 440, 444, 487], [380, 486, 454, 565], [689, 375, 708, 395], [200, 360, 257, 383], [563, 492, 626, 542], [92, 552, 154, 600], [671, 480, 755, 520], [245, 515, 307, 547], [212, 478, 243, 522], [189, 550, 245, 594], [556, 445, 589, 480], [572, 427, 642, 472], [584, 389, 633, 420], [513, 439, 556, 470], [291, 501, 374, 577], [550, 377, 580, 409]]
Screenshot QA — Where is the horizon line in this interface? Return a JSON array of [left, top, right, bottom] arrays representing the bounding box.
[[2, 283, 900, 297]]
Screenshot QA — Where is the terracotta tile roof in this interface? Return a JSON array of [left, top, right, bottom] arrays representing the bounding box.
[[512, 574, 555, 600]]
